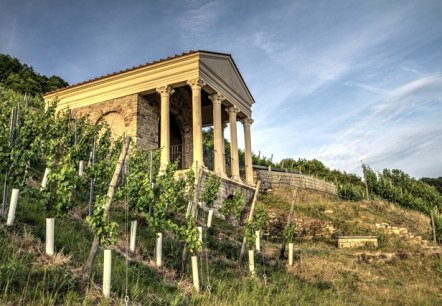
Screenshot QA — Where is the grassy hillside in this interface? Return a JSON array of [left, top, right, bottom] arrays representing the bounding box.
[[1, 188, 441, 305]]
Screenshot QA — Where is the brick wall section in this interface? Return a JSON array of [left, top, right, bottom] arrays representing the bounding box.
[[337, 236, 378, 248], [73, 94, 139, 141], [255, 170, 337, 195], [136, 95, 160, 150]]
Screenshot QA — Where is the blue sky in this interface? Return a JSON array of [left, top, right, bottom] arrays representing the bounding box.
[[1, 0, 442, 178]]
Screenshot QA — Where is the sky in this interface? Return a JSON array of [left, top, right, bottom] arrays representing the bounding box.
[[1, 0, 442, 178]]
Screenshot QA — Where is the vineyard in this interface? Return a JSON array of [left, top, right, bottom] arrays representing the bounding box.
[[0, 86, 292, 304], [1, 85, 442, 305]]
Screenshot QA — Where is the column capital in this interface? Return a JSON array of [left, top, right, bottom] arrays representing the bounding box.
[[241, 117, 254, 126], [226, 106, 240, 115], [208, 93, 225, 105], [156, 85, 175, 96], [187, 78, 206, 90]]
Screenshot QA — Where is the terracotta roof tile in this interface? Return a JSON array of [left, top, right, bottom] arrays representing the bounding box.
[[45, 50, 231, 96]]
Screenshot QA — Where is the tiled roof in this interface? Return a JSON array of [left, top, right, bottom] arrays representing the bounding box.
[[44, 50, 232, 96]]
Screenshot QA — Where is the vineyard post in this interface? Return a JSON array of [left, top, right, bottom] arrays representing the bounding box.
[[191, 255, 200, 292], [103, 249, 112, 298], [198, 226, 203, 243], [6, 188, 19, 226], [248, 249, 255, 276], [46, 218, 55, 255], [288, 242, 294, 266], [129, 220, 137, 253], [78, 160, 84, 177], [207, 208, 213, 228], [84, 136, 131, 279], [156, 232, 163, 267], [279, 187, 297, 259], [239, 180, 261, 262], [41, 168, 50, 190], [255, 230, 261, 252]]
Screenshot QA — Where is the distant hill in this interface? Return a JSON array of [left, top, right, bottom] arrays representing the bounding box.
[[0, 54, 68, 96]]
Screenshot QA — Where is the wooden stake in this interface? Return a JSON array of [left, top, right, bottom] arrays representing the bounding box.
[[84, 137, 131, 279], [280, 188, 297, 259], [362, 164, 370, 201], [181, 165, 204, 276], [239, 181, 261, 261], [431, 209, 437, 243]]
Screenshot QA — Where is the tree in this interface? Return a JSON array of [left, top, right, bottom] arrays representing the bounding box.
[[0, 54, 68, 96]]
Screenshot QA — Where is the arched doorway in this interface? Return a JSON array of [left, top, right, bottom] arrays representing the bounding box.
[[96, 111, 126, 139]]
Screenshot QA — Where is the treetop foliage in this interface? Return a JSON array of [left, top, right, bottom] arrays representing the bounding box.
[[421, 177, 442, 196], [0, 54, 68, 96]]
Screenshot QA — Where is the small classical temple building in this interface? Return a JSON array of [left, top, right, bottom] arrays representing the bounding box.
[[44, 50, 256, 186]]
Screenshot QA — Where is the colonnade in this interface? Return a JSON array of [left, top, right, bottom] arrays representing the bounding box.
[[156, 77, 254, 185]]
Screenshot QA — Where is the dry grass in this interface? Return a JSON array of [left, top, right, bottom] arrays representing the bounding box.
[[261, 190, 442, 305]]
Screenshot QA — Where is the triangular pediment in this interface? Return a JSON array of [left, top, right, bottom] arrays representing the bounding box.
[[199, 52, 255, 108]]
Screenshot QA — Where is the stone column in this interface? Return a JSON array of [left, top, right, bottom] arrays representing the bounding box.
[[156, 86, 175, 171], [187, 78, 206, 169], [209, 93, 225, 177], [227, 107, 241, 181], [242, 117, 254, 185]]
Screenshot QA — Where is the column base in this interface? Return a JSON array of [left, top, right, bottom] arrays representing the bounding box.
[[215, 170, 228, 178], [231, 175, 242, 182], [192, 161, 206, 173]]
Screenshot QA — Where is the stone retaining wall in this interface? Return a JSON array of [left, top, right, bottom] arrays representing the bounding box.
[[202, 170, 255, 220], [265, 208, 336, 240], [337, 236, 378, 248], [177, 169, 256, 223], [254, 170, 337, 195]]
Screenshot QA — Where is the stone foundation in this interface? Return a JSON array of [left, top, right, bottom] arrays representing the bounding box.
[[337, 236, 378, 248]]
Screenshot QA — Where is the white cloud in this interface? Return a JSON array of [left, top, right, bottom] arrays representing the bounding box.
[[310, 75, 442, 177], [175, 0, 224, 49]]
